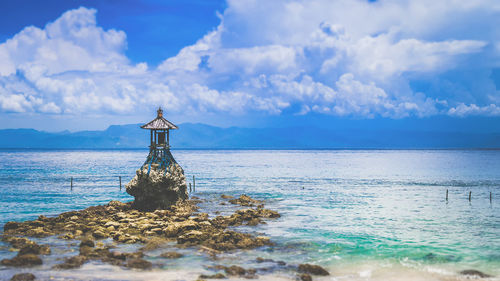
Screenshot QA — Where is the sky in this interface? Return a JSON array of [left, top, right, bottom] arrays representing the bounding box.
[[0, 0, 499, 132]]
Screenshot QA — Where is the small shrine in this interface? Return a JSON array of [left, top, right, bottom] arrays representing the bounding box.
[[125, 107, 188, 211], [140, 107, 181, 175]]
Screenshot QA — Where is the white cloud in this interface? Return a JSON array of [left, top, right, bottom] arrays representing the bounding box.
[[39, 102, 61, 114], [209, 45, 299, 75], [0, 7, 128, 76], [350, 36, 486, 79], [333, 73, 388, 117], [448, 103, 500, 117], [0, 93, 32, 113], [0, 1, 499, 119], [158, 29, 220, 73]]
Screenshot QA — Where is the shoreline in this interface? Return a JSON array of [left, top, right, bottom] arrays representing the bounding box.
[[1, 193, 497, 281], [1, 194, 332, 281]]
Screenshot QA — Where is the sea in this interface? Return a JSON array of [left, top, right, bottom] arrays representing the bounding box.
[[0, 149, 499, 280]]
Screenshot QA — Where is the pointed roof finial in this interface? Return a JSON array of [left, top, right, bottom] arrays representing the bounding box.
[[157, 107, 163, 118], [141, 107, 178, 130]]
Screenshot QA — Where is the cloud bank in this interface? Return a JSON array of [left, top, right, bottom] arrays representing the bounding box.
[[0, 1, 499, 118]]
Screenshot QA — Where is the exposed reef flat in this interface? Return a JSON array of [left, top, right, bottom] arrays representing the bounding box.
[[1, 194, 330, 280]]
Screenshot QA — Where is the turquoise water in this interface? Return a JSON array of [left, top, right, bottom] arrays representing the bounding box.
[[0, 149, 499, 280]]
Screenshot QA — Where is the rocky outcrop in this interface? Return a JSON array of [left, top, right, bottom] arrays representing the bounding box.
[[2, 195, 280, 271], [0, 194, 335, 279], [224, 265, 256, 277], [125, 258, 152, 269], [459, 269, 492, 278], [160, 251, 182, 259], [126, 163, 188, 211], [1, 237, 50, 255], [199, 273, 226, 279], [1, 254, 42, 267], [10, 273, 36, 281], [299, 273, 312, 281], [203, 265, 257, 279], [298, 264, 330, 276], [53, 255, 87, 269], [0, 238, 50, 267], [228, 194, 262, 207]]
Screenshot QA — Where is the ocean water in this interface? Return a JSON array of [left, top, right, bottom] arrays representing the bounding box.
[[0, 149, 499, 280]]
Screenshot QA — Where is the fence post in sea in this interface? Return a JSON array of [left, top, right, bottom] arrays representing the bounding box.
[[193, 175, 196, 192], [491, 192, 493, 203], [119, 176, 122, 190], [469, 191, 471, 202], [446, 189, 448, 201], [71, 177, 73, 190], [189, 183, 192, 193]]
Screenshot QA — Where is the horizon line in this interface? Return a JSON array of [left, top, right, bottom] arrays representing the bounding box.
[[0, 148, 499, 151]]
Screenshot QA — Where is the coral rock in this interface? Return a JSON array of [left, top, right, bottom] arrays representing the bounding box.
[[126, 164, 188, 211], [299, 273, 312, 281], [126, 258, 152, 270], [225, 265, 247, 276], [80, 238, 95, 248], [459, 269, 492, 278], [160, 251, 183, 259], [4, 222, 20, 232], [10, 273, 36, 281], [199, 273, 226, 279], [229, 194, 262, 206], [53, 255, 87, 269], [1, 254, 42, 267], [298, 264, 329, 276]]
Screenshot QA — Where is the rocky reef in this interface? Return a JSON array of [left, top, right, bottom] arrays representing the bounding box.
[[1, 195, 275, 266], [2, 197, 278, 253], [126, 163, 188, 211], [1, 194, 335, 280]]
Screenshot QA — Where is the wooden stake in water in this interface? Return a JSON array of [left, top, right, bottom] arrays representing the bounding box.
[[491, 192, 493, 203], [71, 177, 73, 190], [446, 189, 448, 201], [193, 175, 196, 192], [189, 183, 192, 193], [469, 191, 471, 202], [119, 176, 122, 190]]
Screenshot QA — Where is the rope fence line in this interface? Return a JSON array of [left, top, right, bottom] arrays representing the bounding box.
[[444, 189, 494, 203], [64, 175, 198, 194], [66, 175, 494, 201], [14, 174, 495, 200], [61, 176, 500, 200]]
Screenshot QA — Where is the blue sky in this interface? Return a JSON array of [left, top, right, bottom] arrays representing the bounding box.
[[0, 0, 226, 65], [0, 0, 499, 132]]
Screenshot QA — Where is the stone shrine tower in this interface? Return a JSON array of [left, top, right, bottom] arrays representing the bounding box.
[[126, 108, 187, 211], [140, 107, 181, 175]]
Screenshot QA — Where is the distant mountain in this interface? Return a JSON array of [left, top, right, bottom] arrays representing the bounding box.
[[0, 123, 499, 149]]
